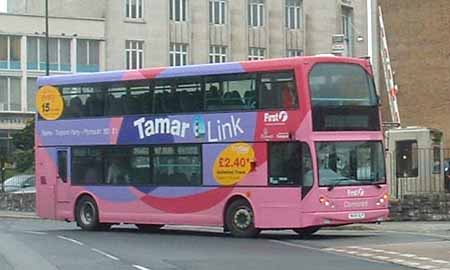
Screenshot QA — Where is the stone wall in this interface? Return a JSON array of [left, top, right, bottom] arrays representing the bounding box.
[[0, 193, 35, 212], [389, 193, 450, 221]]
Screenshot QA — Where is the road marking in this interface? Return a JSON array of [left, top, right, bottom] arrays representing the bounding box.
[[399, 253, 416, 258], [91, 248, 119, 261], [132, 265, 152, 270], [389, 259, 405, 263], [269, 240, 324, 252], [57, 235, 84, 246], [23, 231, 48, 235], [345, 251, 358, 255], [403, 262, 421, 267], [360, 253, 374, 257], [385, 230, 450, 241], [384, 251, 400, 255], [373, 255, 390, 260], [417, 265, 436, 269], [430, 259, 449, 264], [416, 257, 433, 261]]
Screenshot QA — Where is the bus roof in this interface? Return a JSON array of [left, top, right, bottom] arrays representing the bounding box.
[[37, 56, 368, 87]]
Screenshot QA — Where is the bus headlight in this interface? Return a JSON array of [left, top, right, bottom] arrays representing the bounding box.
[[319, 196, 334, 208], [376, 194, 389, 205]]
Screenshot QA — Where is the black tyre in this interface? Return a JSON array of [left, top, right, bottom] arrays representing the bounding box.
[[75, 196, 102, 231], [226, 199, 260, 238], [136, 224, 164, 232], [293, 226, 320, 237]]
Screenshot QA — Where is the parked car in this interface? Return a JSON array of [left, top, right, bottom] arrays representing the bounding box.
[[2, 175, 35, 193]]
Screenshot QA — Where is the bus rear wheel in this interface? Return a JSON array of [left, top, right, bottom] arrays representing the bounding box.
[[226, 199, 260, 238], [76, 196, 106, 231], [136, 224, 164, 232], [293, 226, 320, 237]]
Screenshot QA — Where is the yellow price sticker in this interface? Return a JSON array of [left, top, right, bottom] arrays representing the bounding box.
[[213, 143, 255, 186], [36, 85, 65, 120]]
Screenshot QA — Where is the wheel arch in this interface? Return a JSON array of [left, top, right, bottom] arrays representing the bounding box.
[[222, 193, 256, 231]]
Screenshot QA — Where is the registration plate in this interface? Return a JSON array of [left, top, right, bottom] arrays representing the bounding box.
[[348, 212, 366, 219]]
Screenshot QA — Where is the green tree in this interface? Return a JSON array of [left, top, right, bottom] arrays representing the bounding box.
[[11, 118, 35, 173]]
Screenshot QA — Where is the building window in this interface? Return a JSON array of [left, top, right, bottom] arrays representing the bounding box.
[[209, 45, 227, 63], [285, 0, 303, 29], [342, 6, 353, 56], [248, 47, 265, 61], [248, 0, 264, 27], [0, 77, 21, 112], [0, 36, 21, 70], [126, 40, 144, 70], [77, 39, 100, 72], [169, 43, 188, 66], [209, 0, 226, 25], [287, 49, 303, 57], [125, 0, 143, 19], [396, 140, 418, 177], [27, 78, 37, 112], [27, 37, 71, 72], [170, 0, 187, 22]]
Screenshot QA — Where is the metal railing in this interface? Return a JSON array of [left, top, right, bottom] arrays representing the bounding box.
[[387, 148, 450, 199]]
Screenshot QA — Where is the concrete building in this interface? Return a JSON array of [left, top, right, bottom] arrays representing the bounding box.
[[378, 0, 450, 147], [1, 0, 369, 149]]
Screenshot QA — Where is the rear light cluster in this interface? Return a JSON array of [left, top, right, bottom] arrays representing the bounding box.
[[376, 194, 389, 206], [319, 196, 335, 208]]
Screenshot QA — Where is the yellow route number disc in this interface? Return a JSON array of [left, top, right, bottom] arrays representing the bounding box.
[[36, 85, 65, 120]]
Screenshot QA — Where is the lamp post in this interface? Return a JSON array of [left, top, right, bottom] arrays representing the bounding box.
[[45, 0, 49, 76]]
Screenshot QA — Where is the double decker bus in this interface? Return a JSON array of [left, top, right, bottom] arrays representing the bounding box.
[[35, 56, 388, 237]]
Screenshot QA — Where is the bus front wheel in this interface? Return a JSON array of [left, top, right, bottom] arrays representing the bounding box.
[[293, 226, 320, 237], [225, 199, 260, 238], [76, 196, 104, 231]]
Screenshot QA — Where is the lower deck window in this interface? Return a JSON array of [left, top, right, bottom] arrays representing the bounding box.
[[268, 142, 312, 186], [72, 145, 201, 186]]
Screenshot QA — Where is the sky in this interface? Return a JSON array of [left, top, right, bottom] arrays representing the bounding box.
[[0, 0, 6, 12]]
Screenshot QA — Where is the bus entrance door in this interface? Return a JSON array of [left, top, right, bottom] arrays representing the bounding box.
[[55, 148, 71, 217]]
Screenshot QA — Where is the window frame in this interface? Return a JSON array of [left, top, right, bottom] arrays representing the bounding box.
[[169, 43, 188, 66], [77, 39, 100, 72], [0, 35, 21, 70], [170, 0, 187, 22], [0, 76, 21, 112], [209, 0, 226, 25], [248, 0, 265, 27], [125, 0, 144, 19], [209, 45, 227, 63], [27, 36, 72, 72], [125, 40, 144, 70], [285, 0, 303, 29], [248, 47, 265, 61]]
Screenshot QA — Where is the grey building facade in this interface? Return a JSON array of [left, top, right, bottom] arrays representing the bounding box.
[[1, 0, 369, 149]]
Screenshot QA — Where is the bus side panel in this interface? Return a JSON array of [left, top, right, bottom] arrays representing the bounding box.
[[35, 147, 56, 219], [250, 188, 303, 229]]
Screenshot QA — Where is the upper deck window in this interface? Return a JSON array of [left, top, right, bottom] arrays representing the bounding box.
[[309, 63, 380, 131], [40, 70, 299, 120], [310, 63, 377, 107]]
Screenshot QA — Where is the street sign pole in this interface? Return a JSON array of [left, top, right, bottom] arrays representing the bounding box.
[[45, 0, 49, 76]]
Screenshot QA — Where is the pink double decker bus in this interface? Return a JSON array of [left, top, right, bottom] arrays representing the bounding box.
[[35, 56, 388, 237]]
